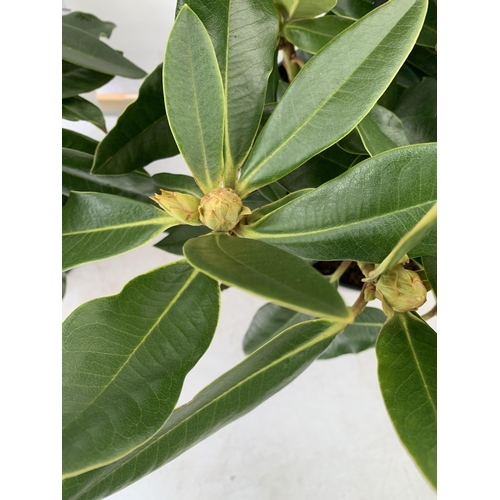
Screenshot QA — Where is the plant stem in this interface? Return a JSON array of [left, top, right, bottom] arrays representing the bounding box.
[[281, 40, 300, 82], [422, 304, 437, 321], [329, 260, 352, 283], [351, 283, 369, 318]]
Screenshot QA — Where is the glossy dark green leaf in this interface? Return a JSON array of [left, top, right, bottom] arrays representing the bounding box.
[[243, 303, 313, 354], [62, 24, 146, 78], [155, 225, 211, 256], [91, 64, 179, 175], [337, 128, 368, 155], [62, 129, 98, 155], [319, 307, 386, 358], [276, 0, 339, 20], [332, 0, 372, 19], [238, 144, 437, 262], [62, 192, 177, 271], [377, 312, 437, 488], [407, 45, 437, 78], [62, 61, 114, 99], [258, 182, 288, 202], [395, 63, 421, 89], [62, 260, 220, 478], [62, 318, 349, 500], [62, 12, 116, 38], [265, 50, 279, 104], [177, 0, 278, 181], [357, 104, 409, 156], [242, 191, 269, 211], [62, 97, 107, 133], [422, 253, 437, 295], [184, 233, 352, 320], [416, 0, 436, 47], [63, 150, 197, 204], [164, 6, 225, 193], [237, 0, 428, 196], [395, 77, 437, 144], [376, 78, 401, 111], [283, 16, 353, 54], [278, 144, 356, 191]]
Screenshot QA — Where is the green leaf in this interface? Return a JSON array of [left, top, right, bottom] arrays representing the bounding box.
[[184, 233, 352, 320], [62, 61, 114, 99], [164, 6, 225, 193], [337, 128, 368, 155], [62, 96, 107, 133], [62, 24, 146, 78], [407, 45, 437, 78], [62, 129, 99, 155], [62, 318, 349, 500], [155, 225, 211, 256], [332, 0, 372, 19], [242, 191, 269, 211], [179, 0, 279, 180], [62, 12, 116, 38], [62, 260, 220, 478], [246, 189, 313, 224], [395, 63, 421, 89], [258, 182, 288, 202], [395, 77, 437, 144], [283, 16, 353, 54], [237, 0, 428, 196], [422, 253, 437, 295], [278, 144, 356, 191], [376, 312, 437, 488], [357, 104, 410, 156], [243, 303, 313, 354], [416, 0, 436, 47], [365, 203, 436, 282], [237, 144, 437, 262], [276, 0, 339, 20], [62, 192, 177, 271], [91, 64, 179, 175], [63, 150, 197, 204], [265, 50, 280, 104], [62, 272, 67, 299], [319, 307, 386, 359]]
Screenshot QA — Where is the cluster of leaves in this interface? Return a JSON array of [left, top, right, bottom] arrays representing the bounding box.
[[62, 0, 437, 498]]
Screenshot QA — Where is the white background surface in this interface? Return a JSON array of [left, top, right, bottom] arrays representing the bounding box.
[[63, 1, 437, 498]]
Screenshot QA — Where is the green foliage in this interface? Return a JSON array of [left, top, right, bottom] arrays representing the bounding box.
[[62, 0, 438, 494]]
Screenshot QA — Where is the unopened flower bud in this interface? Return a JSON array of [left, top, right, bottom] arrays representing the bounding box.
[[375, 267, 427, 316], [150, 190, 201, 225], [198, 188, 251, 232]]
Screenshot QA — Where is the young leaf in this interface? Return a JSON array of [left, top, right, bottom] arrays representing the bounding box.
[[276, 0, 339, 20], [62, 318, 349, 500], [92, 64, 179, 175], [62, 129, 99, 155], [376, 312, 437, 488], [62, 260, 220, 478], [237, 0, 428, 196], [62, 11, 116, 38], [283, 17, 353, 54], [178, 0, 279, 181], [62, 192, 177, 271], [62, 24, 146, 78], [184, 233, 352, 320], [62, 97, 107, 133], [164, 6, 225, 193], [62, 61, 114, 99], [395, 77, 437, 144], [243, 303, 313, 354], [365, 203, 437, 282], [319, 307, 386, 359], [237, 144, 436, 263], [357, 104, 410, 156]]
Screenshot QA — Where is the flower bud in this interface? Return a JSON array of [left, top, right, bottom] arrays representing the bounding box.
[[150, 190, 201, 225], [198, 188, 251, 232], [375, 267, 427, 316]]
